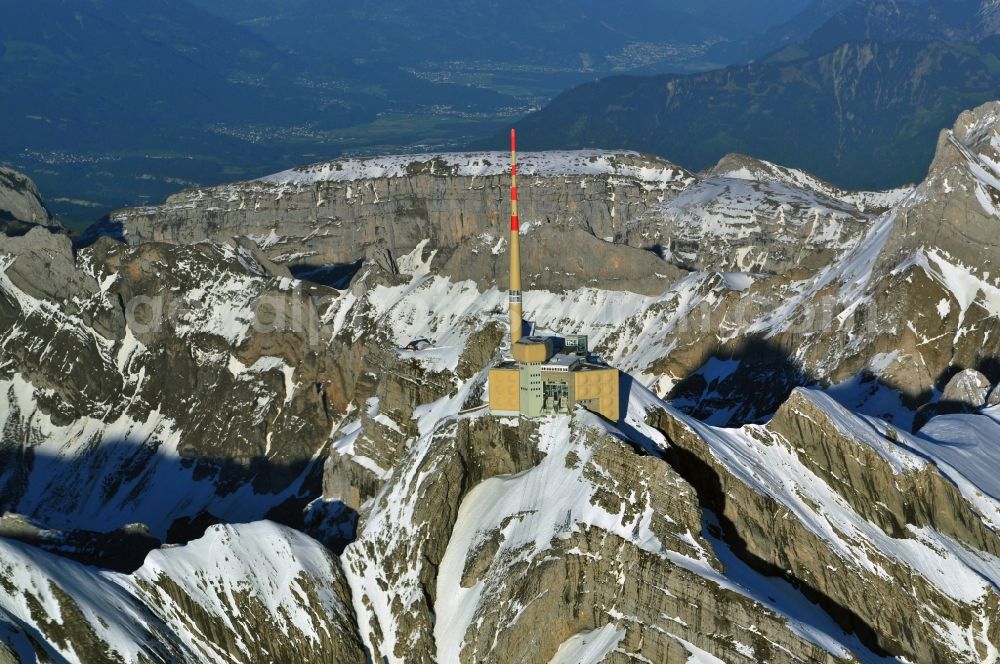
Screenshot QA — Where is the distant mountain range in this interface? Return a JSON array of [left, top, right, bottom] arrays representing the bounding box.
[[499, 0, 1000, 189], [189, 0, 812, 72], [1, 0, 813, 229], [9, 0, 998, 223], [710, 0, 1000, 61], [801, 0, 1000, 53]]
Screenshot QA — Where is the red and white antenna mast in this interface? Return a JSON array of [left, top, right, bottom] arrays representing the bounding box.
[[509, 128, 523, 344]]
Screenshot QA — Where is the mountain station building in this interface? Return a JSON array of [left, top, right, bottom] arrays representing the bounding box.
[[487, 129, 620, 421]]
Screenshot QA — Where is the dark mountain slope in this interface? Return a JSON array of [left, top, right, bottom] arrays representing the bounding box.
[[501, 38, 1000, 189], [712, 0, 1000, 62], [0, 0, 315, 148], [802, 0, 1000, 53], [709, 0, 855, 62], [190, 0, 813, 71]]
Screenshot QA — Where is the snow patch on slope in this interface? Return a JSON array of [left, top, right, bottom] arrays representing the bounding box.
[[906, 407, 1000, 530], [547, 625, 626, 664], [433, 416, 663, 662]]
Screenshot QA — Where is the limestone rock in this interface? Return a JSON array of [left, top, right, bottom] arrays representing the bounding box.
[[366, 243, 399, 276], [708, 152, 912, 215], [915, 369, 996, 430], [873, 100, 1000, 283], [0, 238, 352, 538], [107, 151, 694, 278], [343, 410, 864, 664], [0, 639, 17, 664], [942, 368, 992, 408], [441, 224, 687, 295], [1, 226, 98, 305], [618, 174, 874, 274], [3, 102, 1000, 664], [988, 384, 1000, 407], [102, 148, 904, 292], [642, 103, 1000, 428], [0, 167, 52, 229]]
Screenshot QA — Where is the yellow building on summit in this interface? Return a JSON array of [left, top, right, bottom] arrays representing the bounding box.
[[487, 130, 620, 422]]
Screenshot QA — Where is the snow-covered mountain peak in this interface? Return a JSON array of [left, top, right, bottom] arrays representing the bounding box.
[[866, 100, 1000, 287], [708, 152, 913, 215], [951, 100, 1000, 146]]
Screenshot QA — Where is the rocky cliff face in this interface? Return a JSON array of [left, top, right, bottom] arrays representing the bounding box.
[[0, 167, 58, 236], [651, 388, 1000, 663], [106, 148, 892, 294], [107, 151, 693, 278], [617, 173, 874, 274], [595, 102, 1000, 429], [4, 105, 1000, 662], [342, 398, 875, 664]]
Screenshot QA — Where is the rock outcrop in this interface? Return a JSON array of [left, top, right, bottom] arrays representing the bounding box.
[[0, 167, 52, 232], [343, 406, 868, 664], [441, 225, 687, 295], [104, 148, 906, 293], [708, 153, 913, 215], [621, 102, 1000, 429], [872, 101, 1000, 282], [989, 384, 1000, 407], [0, 234, 343, 539], [614, 152, 910, 280], [942, 368, 992, 408]]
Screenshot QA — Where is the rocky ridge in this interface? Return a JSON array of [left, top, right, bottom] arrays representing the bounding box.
[[105, 148, 897, 292], [0, 521, 364, 663], [105, 151, 694, 289], [0, 168, 50, 225], [0, 167, 59, 237]]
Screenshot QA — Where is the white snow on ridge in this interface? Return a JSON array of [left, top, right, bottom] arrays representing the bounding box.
[[433, 415, 663, 663], [360, 237, 667, 374], [547, 625, 626, 664], [789, 389, 926, 473], [655, 382, 1000, 646], [0, 536, 154, 663], [0, 521, 349, 664], [258, 150, 691, 189], [355, 239, 736, 381], [425, 384, 903, 664], [842, 186, 914, 213], [645, 176, 863, 240], [673, 636, 727, 664], [627, 382, 1000, 660], [713, 156, 914, 213], [133, 522, 345, 650]]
